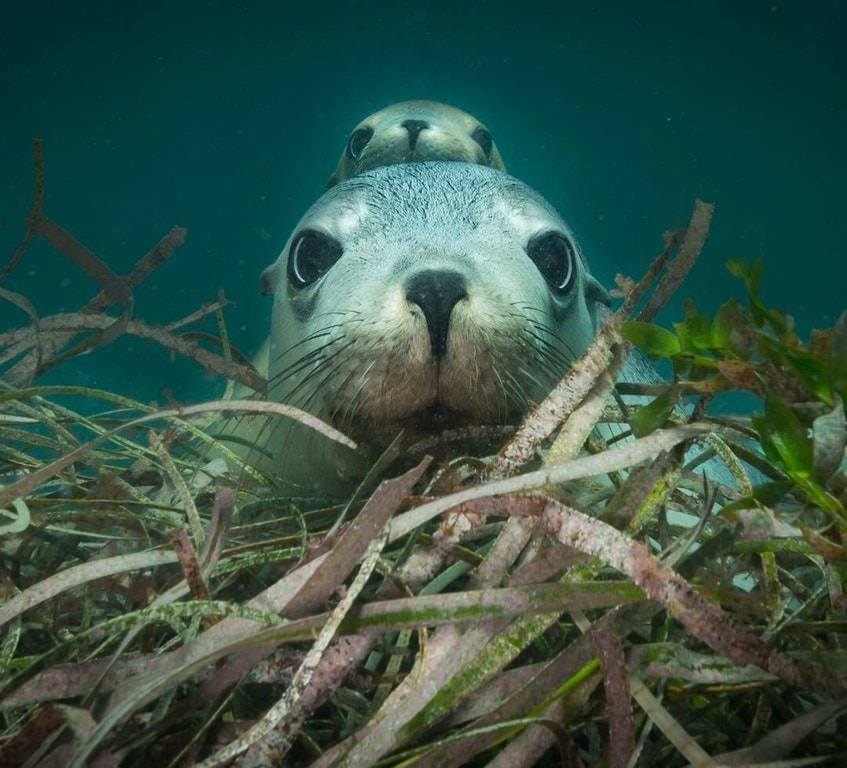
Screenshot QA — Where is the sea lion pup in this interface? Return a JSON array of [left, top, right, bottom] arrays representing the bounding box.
[[233, 162, 622, 495], [326, 100, 506, 187]]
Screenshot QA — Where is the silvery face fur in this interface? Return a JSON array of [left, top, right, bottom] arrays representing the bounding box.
[[255, 163, 610, 487], [327, 100, 506, 187]]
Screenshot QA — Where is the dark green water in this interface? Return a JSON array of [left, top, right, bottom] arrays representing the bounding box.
[[1, 1, 845, 403]]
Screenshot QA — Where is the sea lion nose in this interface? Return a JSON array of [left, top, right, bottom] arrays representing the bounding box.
[[401, 119, 430, 149], [405, 270, 467, 359]]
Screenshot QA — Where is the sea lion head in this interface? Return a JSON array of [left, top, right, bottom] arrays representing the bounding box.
[[327, 100, 506, 187], [261, 162, 610, 449]]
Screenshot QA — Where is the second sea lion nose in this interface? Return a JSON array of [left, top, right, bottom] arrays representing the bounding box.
[[401, 119, 430, 149]]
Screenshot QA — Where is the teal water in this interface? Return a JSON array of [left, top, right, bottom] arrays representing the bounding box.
[[1, 1, 844, 403]]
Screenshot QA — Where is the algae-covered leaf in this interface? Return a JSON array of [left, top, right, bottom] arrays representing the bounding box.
[[753, 395, 813, 475], [716, 359, 763, 395], [711, 299, 739, 351], [675, 299, 713, 354], [621, 321, 681, 358], [674, 314, 712, 354], [754, 397, 846, 518], [783, 348, 833, 404], [812, 397, 845, 481], [640, 643, 778, 685], [0, 550, 178, 629], [726, 257, 764, 296], [795, 476, 846, 520], [726, 257, 789, 334], [721, 481, 794, 516], [630, 387, 679, 438]]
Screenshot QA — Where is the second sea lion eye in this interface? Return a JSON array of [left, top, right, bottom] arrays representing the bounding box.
[[288, 230, 343, 288], [526, 232, 576, 294], [471, 127, 493, 157], [347, 127, 374, 161]]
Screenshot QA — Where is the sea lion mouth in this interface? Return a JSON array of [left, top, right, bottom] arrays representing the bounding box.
[[358, 402, 517, 459], [334, 348, 533, 443], [405, 403, 469, 431], [348, 401, 477, 444]]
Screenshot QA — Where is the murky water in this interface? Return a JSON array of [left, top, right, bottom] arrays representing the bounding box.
[[1, 1, 844, 402]]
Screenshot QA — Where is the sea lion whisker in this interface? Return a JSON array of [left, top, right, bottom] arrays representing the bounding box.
[[508, 302, 550, 316], [282, 345, 358, 409], [274, 347, 360, 463], [295, 343, 364, 412], [517, 327, 573, 368], [523, 322, 579, 361], [512, 310, 574, 346], [269, 337, 350, 388], [276, 345, 356, 408], [274, 333, 347, 368], [338, 359, 377, 429], [346, 371, 373, 430], [329, 357, 372, 425], [271, 329, 338, 363], [531, 340, 571, 369], [271, 319, 361, 362], [533, 343, 574, 378], [501, 322, 571, 373], [513, 364, 552, 398], [310, 309, 361, 320], [503, 308, 577, 359], [298, 362, 357, 426], [489, 364, 515, 423], [514, 341, 564, 386], [500, 365, 531, 413]]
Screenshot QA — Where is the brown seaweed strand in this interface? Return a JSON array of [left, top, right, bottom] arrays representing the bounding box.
[[0, 138, 44, 284]]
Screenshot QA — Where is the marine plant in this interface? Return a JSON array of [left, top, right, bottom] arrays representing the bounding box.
[[0, 143, 845, 767]]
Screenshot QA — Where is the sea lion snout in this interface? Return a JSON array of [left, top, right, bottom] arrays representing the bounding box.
[[405, 269, 468, 358], [401, 119, 430, 149]]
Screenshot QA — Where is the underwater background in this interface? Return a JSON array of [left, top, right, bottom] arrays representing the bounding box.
[[1, 0, 844, 404]]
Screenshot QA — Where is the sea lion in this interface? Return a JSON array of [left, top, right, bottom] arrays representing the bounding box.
[[326, 100, 506, 187], [235, 162, 622, 494], [245, 101, 506, 390]]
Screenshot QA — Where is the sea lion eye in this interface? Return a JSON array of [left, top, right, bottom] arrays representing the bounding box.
[[288, 230, 343, 287], [471, 127, 493, 157], [347, 127, 374, 161], [526, 232, 576, 293]]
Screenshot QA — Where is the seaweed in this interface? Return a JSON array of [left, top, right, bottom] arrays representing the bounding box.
[[0, 149, 845, 767]]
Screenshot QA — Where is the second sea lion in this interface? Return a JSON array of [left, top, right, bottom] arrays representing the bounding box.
[[326, 100, 505, 187]]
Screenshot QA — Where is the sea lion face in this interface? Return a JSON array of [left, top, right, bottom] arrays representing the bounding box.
[[327, 100, 506, 187], [263, 163, 609, 445]]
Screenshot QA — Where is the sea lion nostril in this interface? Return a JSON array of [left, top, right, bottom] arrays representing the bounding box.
[[401, 119, 430, 149], [405, 270, 467, 359]]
